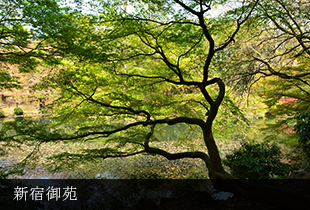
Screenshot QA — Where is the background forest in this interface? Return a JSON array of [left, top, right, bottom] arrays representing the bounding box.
[[0, 0, 309, 184]]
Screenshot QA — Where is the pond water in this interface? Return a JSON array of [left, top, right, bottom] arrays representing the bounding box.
[[0, 116, 239, 179]]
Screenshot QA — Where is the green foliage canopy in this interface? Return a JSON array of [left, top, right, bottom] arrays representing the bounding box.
[[0, 0, 87, 89]]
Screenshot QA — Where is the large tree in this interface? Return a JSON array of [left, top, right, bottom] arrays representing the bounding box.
[[1, 0, 310, 208], [34, 0, 256, 180]]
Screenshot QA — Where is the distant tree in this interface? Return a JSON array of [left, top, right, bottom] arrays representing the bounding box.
[[226, 0, 309, 108], [254, 0, 310, 120], [13, 107, 23, 115], [216, 0, 310, 141]]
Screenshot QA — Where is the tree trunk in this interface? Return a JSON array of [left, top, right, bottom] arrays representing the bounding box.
[[201, 127, 309, 209]]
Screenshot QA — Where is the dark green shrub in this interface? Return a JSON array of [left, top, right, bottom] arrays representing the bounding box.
[[0, 110, 5, 118], [294, 111, 310, 161], [13, 107, 23, 115], [223, 141, 289, 179]]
